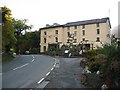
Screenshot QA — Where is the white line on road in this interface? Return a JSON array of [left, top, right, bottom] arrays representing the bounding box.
[[13, 63, 29, 70], [51, 67, 54, 71], [37, 78, 45, 84], [31, 59, 34, 62], [46, 72, 50, 76], [32, 55, 34, 59], [53, 64, 56, 67], [31, 55, 35, 62]]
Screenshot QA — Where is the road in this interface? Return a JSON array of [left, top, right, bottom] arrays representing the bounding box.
[[44, 58, 85, 88], [2, 55, 55, 88]]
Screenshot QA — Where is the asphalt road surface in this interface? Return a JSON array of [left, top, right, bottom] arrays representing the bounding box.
[[44, 58, 85, 88], [2, 55, 55, 88]]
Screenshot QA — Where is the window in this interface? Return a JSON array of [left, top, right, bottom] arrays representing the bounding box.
[[82, 30, 85, 36], [67, 39, 70, 43], [74, 31, 77, 36], [96, 23, 99, 27], [67, 26, 70, 30], [97, 29, 100, 34], [96, 37, 100, 42], [74, 26, 77, 29], [44, 46, 46, 52], [82, 38, 85, 41], [74, 39, 77, 43], [55, 30, 58, 34], [44, 31, 47, 35], [67, 32, 70, 37], [82, 25, 85, 29], [55, 37, 58, 42], [44, 38, 46, 43]]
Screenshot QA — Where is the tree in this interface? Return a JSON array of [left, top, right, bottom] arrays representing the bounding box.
[[12, 18, 33, 54], [2, 6, 17, 52], [12, 19, 32, 36], [13, 31, 40, 54]]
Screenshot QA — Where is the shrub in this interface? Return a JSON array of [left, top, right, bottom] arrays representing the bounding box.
[[88, 62, 101, 73], [30, 48, 39, 54]]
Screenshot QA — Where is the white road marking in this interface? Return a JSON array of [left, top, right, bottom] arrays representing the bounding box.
[[32, 55, 34, 58], [37, 78, 45, 84], [31, 59, 34, 62], [53, 64, 56, 67], [13, 63, 29, 70], [51, 67, 54, 71], [46, 72, 50, 76], [31, 55, 35, 62]]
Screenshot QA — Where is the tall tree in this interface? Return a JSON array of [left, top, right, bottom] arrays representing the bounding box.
[[12, 19, 32, 36], [2, 6, 17, 52], [12, 18, 33, 54]]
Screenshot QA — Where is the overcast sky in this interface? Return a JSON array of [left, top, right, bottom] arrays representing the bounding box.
[[0, 0, 119, 31]]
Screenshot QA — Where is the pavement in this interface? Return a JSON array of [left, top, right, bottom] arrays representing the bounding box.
[[43, 57, 85, 89]]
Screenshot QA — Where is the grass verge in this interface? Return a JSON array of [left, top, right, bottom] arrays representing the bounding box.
[[2, 53, 15, 64]]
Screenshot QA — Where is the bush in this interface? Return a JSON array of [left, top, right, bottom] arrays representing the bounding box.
[[87, 50, 97, 56], [30, 48, 39, 54], [88, 62, 101, 73]]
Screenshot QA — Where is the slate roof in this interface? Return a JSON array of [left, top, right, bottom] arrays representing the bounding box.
[[40, 17, 111, 30], [65, 17, 110, 26]]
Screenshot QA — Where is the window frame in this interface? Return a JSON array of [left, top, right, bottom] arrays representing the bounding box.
[[96, 37, 100, 42], [55, 30, 58, 34], [82, 38, 85, 41], [97, 29, 100, 34], [55, 37, 58, 42], [44, 31, 47, 35], [82, 30, 85, 36], [44, 38, 46, 43], [44, 46, 46, 52]]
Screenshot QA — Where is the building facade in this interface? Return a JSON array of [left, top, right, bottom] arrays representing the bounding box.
[[40, 17, 111, 53]]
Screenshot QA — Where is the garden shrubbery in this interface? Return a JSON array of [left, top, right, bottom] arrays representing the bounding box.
[[87, 43, 120, 88]]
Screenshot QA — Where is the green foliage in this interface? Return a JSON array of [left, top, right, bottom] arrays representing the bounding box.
[[14, 31, 40, 54], [87, 43, 120, 87], [61, 44, 69, 50], [12, 18, 34, 54], [30, 48, 39, 54], [2, 53, 14, 63], [87, 50, 97, 62], [12, 18, 32, 36], [97, 44, 120, 61], [88, 61, 101, 73], [2, 6, 12, 23], [87, 50, 96, 56], [2, 6, 17, 52]]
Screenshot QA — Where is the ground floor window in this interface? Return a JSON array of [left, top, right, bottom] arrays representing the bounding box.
[[44, 46, 46, 52]]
